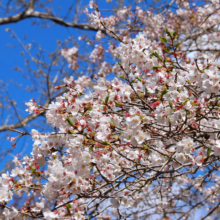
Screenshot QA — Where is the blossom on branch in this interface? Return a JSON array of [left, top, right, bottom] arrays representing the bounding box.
[[3, 1, 220, 219]]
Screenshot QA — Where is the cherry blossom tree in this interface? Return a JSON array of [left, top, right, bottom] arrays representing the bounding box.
[[2, 0, 220, 219]]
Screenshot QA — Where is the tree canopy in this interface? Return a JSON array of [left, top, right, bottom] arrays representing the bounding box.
[[1, 0, 220, 219]]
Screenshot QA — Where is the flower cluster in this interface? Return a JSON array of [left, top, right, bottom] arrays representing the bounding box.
[[61, 47, 79, 70]]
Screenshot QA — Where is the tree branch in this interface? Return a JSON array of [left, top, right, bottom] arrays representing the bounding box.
[[28, 0, 36, 10], [0, 89, 67, 132], [0, 9, 109, 35]]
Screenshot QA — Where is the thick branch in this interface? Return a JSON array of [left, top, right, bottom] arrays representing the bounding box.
[[0, 9, 106, 33]]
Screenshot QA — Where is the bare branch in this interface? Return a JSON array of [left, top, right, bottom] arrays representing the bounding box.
[[28, 0, 36, 10], [0, 89, 67, 132], [0, 10, 110, 36]]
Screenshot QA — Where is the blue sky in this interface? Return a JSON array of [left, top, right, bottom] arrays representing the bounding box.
[[0, 0, 155, 165]]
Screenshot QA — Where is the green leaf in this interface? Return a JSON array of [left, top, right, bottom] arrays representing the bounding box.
[[66, 117, 74, 126], [165, 28, 172, 37], [64, 96, 69, 101], [115, 101, 121, 107], [163, 48, 171, 53], [160, 37, 168, 43], [110, 122, 115, 127], [161, 88, 169, 97], [66, 204, 72, 210], [184, 99, 190, 104], [175, 42, 181, 48], [207, 147, 211, 157], [205, 64, 210, 70], [168, 101, 173, 109], [145, 87, 148, 94], [103, 140, 110, 145], [172, 31, 178, 38], [152, 66, 161, 70], [117, 61, 122, 66], [168, 118, 171, 124], [142, 144, 149, 150], [169, 66, 174, 72], [151, 51, 162, 61], [105, 93, 110, 104], [87, 103, 92, 110]]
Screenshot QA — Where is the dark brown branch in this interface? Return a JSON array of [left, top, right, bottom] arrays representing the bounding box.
[[0, 9, 110, 36]]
